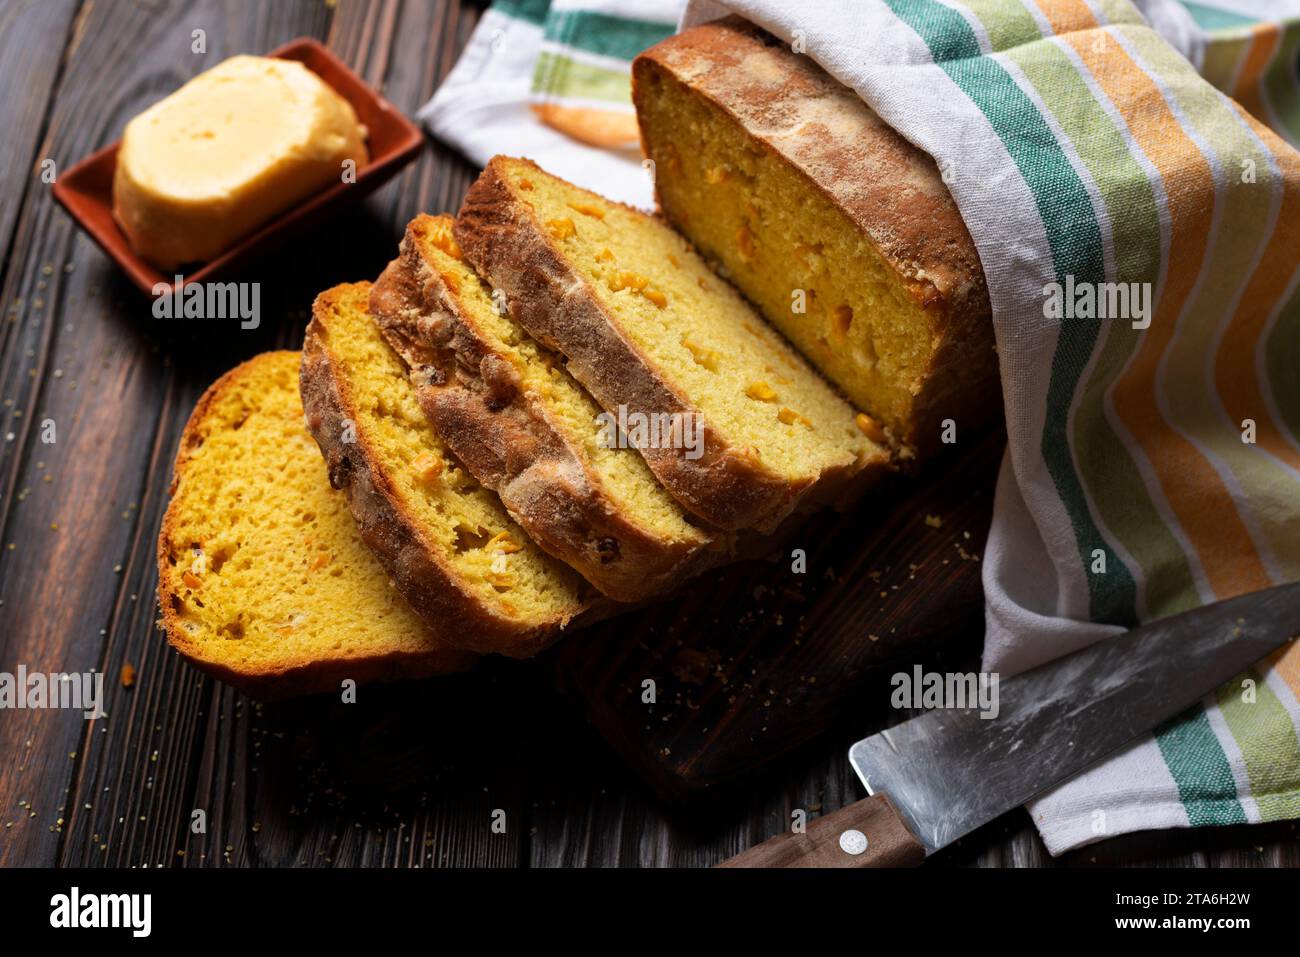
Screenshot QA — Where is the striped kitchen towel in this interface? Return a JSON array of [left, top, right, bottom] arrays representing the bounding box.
[[419, 0, 681, 207], [1185, 0, 1300, 144], [532, 0, 681, 147], [683, 0, 1300, 853]]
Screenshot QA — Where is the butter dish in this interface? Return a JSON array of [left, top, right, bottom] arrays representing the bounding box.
[[52, 38, 422, 297]]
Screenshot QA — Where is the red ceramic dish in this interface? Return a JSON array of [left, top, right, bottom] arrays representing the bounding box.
[[52, 38, 423, 296]]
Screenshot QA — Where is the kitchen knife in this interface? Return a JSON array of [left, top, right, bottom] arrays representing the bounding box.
[[719, 580, 1300, 867]]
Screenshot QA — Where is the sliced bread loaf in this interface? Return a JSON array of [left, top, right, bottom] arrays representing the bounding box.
[[300, 282, 595, 657], [370, 214, 723, 602], [633, 18, 998, 458], [455, 156, 891, 532], [157, 351, 476, 699]]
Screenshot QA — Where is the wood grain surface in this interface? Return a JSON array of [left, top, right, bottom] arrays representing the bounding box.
[[554, 430, 1001, 803], [0, 0, 1296, 869]]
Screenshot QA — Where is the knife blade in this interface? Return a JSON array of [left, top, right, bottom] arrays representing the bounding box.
[[720, 580, 1300, 867]]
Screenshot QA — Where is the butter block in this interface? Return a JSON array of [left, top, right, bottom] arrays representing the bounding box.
[[113, 55, 368, 269]]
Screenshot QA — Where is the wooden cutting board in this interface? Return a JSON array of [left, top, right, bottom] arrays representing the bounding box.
[[553, 429, 1004, 803]]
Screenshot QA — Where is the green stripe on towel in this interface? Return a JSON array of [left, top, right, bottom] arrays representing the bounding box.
[[534, 51, 635, 105], [544, 9, 675, 62], [1263, 21, 1300, 145], [1266, 284, 1300, 444], [887, 0, 1136, 626], [954, 0, 1041, 50], [495, 0, 551, 28], [1216, 671, 1300, 821], [999, 37, 1198, 621], [1155, 708, 1248, 826], [1181, 1, 1259, 31]]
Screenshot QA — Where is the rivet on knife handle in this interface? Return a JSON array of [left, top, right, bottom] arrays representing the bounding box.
[[716, 794, 926, 868]]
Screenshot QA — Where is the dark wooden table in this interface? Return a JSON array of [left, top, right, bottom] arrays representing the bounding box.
[[1, 0, 1295, 868]]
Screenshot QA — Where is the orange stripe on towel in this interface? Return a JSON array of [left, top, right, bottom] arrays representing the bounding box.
[[1214, 105, 1300, 473], [1033, 0, 1098, 36], [1265, 641, 1300, 704], [1232, 24, 1281, 131], [1067, 29, 1273, 599]]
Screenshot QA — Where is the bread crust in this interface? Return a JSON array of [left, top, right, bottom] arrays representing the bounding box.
[[454, 157, 878, 532], [299, 285, 593, 658], [156, 351, 476, 700], [369, 221, 723, 602], [633, 18, 1000, 458]]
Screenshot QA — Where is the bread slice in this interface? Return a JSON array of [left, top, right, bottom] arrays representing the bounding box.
[[633, 18, 998, 458], [370, 214, 724, 602], [300, 282, 595, 657], [455, 156, 891, 532], [157, 351, 476, 699]]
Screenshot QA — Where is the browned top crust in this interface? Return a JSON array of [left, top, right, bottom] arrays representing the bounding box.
[[368, 219, 722, 602], [454, 156, 890, 532], [299, 283, 595, 658], [634, 16, 989, 323]]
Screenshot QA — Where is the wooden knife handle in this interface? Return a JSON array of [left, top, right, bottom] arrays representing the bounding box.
[[717, 794, 926, 868]]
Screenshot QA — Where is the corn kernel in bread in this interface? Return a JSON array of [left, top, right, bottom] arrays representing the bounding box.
[[633, 18, 998, 458], [370, 214, 722, 602], [300, 282, 594, 657], [455, 156, 891, 532], [157, 351, 475, 699]]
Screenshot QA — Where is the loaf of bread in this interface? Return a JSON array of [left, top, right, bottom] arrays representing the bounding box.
[[633, 18, 998, 458], [455, 156, 891, 532], [156, 351, 475, 699], [158, 21, 1001, 693], [300, 282, 596, 657], [370, 214, 725, 602]]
